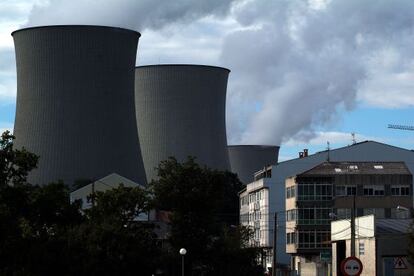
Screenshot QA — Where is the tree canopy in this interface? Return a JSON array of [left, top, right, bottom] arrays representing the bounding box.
[[0, 132, 262, 275], [150, 157, 263, 276]]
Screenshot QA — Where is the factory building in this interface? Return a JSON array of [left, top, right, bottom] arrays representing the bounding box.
[[228, 145, 279, 184], [240, 141, 414, 270], [12, 25, 147, 186], [135, 65, 230, 182]]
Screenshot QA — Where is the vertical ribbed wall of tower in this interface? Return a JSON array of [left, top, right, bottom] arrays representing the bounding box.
[[12, 25, 147, 186], [135, 65, 231, 182], [228, 145, 280, 184]]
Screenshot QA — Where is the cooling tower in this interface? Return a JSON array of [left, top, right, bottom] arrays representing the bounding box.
[[228, 145, 280, 184], [135, 65, 230, 182], [12, 25, 147, 186]]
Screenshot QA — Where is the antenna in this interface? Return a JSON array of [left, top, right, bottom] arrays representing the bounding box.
[[351, 132, 356, 145], [326, 141, 330, 162], [388, 124, 414, 131]]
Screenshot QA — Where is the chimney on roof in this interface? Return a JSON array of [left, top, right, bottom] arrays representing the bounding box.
[[303, 149, 308, 157], [299, 152, 304, 158]]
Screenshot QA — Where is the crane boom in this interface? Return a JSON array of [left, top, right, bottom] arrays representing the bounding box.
[[388, 124, 414, 131]]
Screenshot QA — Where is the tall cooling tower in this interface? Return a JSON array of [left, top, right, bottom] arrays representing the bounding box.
[[135, 65, 230, 182], [12, 25, 147, 186], [228, 145, 280, 184]]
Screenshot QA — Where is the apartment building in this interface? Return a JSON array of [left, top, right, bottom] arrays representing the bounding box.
[[285, 161, 412, 276]]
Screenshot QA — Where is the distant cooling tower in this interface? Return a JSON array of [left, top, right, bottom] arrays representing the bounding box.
[[228, 145, 280, 184], [135, 65, 230, 182], [12, 25, 147, 186]]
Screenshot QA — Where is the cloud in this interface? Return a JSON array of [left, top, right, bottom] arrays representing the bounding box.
[[223, 0, 414, 145], [25, 0, 236, 31], [2, 0, 414, 148]]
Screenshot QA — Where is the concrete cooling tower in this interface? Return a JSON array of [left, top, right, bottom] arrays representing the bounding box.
[[135, 65, 231, 182], [12, 25, 147, 186], [228, 145, 280, 184]]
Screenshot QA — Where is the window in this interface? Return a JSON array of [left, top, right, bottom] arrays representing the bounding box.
[[335, 168, 342, 173], [391, 185, 410, 196], [297, 231, 330, 249], [374, 165, 383, 169], [336, 185, 356, 196], [363, 185, 384, 196], [286, 209, 297, 221], [297, 184, 332, 200], [297, 208, 332, 225], [349, 165, 358, 170], [286, 232, 296, 244], [363, 208, 385, 218], [286, 186, 296, 198], [359, 242, 365, 255]]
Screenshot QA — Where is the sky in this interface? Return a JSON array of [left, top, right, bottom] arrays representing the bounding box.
[[1, 0, 414, 161]]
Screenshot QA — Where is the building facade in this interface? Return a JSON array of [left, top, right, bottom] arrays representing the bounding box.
[[242, 141, 414, 267], [285, 162, 412, 275], [331, 215, 413, 276]]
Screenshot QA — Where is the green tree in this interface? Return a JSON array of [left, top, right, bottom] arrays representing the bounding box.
[[67, 185, 161, 276], [150, 157, 263, 276], [0, 130, 38, 187]]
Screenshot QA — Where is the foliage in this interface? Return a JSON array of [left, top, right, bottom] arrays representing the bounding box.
[[151, 157, 263, 275], [0, 130, 38, 187], [0, 131, 262, 275]]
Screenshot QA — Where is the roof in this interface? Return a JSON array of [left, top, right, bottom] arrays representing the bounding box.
[[298, 161, 411, 176], [376, 219, 413, 234], [277, 140, 414, 166]]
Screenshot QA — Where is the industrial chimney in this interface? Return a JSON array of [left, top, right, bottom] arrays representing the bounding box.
[[228, 145, 280, 184], [12, 25, 147, 186], [134, 64, 230, 182]]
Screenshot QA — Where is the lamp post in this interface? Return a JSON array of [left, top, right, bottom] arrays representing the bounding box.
[[179, 248, 187, 276]]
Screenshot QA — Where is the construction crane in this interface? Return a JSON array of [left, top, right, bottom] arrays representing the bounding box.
[[388, 124, 414, 131]]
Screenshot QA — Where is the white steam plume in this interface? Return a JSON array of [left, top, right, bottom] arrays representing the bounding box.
[[224, 0, 414, 145]]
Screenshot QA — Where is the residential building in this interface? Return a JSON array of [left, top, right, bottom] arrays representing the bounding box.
[[285, 161, 412, 275], [241, 141, 414, 267], [331, 215, 413, 276]]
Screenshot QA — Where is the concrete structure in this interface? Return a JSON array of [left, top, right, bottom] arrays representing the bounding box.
[[331, 215, 413, 276], [286, 161, 412, 276], [228, 145, 279, 184], [240, 141, 414, 267], [12, 25, 146, 186], [135, 65, 230, 182]]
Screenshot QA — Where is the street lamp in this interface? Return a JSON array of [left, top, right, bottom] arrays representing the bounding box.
[[179, 248, 187, 276]]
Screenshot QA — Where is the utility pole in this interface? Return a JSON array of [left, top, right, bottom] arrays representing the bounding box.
[[350, 195, 356, 257], [91, 181, 95, 206], [272, 212, 277, 276]]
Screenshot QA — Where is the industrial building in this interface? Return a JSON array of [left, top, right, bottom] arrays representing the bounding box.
[[12, 25, 147, 186], [240, 141, 414, 270], [331, 215, 413, 276], [285, 161, 412, 275], [228, 145, 279, 184], [134, 64, 231, 182]]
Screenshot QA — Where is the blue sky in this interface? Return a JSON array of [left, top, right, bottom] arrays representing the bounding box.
[[1, 0, 414, 161]]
